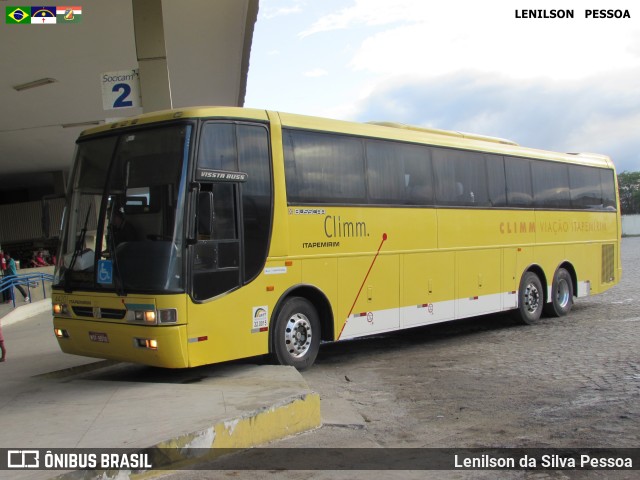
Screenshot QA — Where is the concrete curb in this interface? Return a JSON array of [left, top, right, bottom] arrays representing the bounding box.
[[54, 392, 321, 479], [2, 298, 51, 327], [163, 392, 321, 450]]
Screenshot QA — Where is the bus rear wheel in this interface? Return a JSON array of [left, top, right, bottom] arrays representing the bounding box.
[[272, 297, 320, 370], [514, 271, 543, 325], [543, 268, 573, 317]]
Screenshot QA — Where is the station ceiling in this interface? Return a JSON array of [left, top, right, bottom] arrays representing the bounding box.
[[0, 0, 258, 192]]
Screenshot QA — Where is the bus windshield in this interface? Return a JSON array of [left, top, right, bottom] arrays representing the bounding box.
[[55, 124, 192, 293]]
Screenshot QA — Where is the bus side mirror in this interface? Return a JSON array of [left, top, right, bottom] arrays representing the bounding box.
[[197, 191, 214, 236]]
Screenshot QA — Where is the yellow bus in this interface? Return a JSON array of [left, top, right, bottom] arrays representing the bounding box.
[[51, 107, 621, 369]]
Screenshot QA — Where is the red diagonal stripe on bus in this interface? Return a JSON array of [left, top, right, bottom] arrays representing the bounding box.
[[338, 233, 388, 340]]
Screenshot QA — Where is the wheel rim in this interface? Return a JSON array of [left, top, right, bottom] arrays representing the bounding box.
[[284, 313, 312, 358], [524, 282, 541, 314], [556, 278, 571, 309]]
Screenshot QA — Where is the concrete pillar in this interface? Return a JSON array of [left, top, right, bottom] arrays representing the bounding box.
[[132, 0, 172, 112], [161, 0, 258, 107], [131, 0, 257, 112]]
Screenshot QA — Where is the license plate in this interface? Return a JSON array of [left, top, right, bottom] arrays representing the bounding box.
[[89, 331, 109, 343]]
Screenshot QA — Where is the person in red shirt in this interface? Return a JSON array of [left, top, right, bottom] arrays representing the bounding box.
[[32, 251, 49, 267]]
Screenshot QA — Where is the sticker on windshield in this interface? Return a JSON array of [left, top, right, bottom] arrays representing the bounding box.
[[97, 260, 113, 284]]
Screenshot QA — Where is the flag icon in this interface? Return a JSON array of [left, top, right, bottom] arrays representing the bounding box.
[[31, 6, 56, 24], [6, 7, 31, 24], [56, 6, 82, 23]]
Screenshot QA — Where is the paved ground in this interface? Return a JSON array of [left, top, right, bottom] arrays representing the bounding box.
[[0, 309, 319, 480], [160, 236, 639, 479], [2, 239, 637, 479]]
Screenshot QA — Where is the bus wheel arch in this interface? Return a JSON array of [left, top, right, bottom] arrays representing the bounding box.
[[514, 266, 546, 325], [543, 263, 575, 317], [270, 285, 334, 370]]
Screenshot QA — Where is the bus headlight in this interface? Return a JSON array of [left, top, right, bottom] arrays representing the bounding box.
[[133, 310, 157, 324], [135, 338, 158, 350], [53, 303, 70, 316], [128, 308, 176, 324], [54, 328, 70, 338], [158, 309, 177, 324]]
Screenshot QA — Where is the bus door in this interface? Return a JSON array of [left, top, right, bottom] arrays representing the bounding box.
[[190, 178, 245, 301]]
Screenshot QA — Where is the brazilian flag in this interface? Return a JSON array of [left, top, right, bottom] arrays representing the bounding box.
[[6, 7, 31, 24]]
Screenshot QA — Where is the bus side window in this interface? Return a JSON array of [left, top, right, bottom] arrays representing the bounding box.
[[192, 183, 241, 300], [487, 155, 507, 207], [600, 170, 617, 210], [211, 184, 237, 240], [505, 156, 533, 207], [532, 161, 571, 208]]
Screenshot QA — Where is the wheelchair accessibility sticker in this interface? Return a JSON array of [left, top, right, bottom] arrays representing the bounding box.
[[97, 260, 113, 284]]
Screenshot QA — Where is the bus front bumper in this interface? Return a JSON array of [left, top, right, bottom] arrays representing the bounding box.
[[53, 318, 189, 368]]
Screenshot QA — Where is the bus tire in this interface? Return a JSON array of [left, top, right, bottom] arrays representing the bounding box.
[[543, 268, 573, 317], [272, 297, 320, 370], [514, 271, 543, 325]]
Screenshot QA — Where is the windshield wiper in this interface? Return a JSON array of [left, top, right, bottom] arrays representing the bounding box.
[[107, 223, 126, 297], [64, 208, 91, 292]]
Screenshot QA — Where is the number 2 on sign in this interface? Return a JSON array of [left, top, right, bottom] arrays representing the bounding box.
[[112, 83, 133, 108]]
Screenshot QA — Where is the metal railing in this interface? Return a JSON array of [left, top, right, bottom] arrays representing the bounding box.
[[1, 272, 54, 309]]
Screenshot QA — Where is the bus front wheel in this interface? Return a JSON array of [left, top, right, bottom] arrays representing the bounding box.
[[272, 297, 320, 370], [514, 271, 544, 325], [543, 268, 573, 317]]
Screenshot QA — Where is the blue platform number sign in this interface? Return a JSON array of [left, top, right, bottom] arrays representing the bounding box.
[[97, 260, 113, 285], [101, 69, 141, 110]]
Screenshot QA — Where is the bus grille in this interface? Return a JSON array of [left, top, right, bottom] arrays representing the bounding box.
[[72, 306, 126, 320], [601, 244, 615, 284]]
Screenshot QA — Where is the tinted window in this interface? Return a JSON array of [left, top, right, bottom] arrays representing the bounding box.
[[600, 170, 617, 209], [192, 183, 240, 300], [283, 128, 617, 212], [198, 122, 273, 285], [198, 123, 237, 171], [569, 165, 603, 209], [532, 161, 571, 208], [402, 145, 434, 205], [284, 130, 366, 203], [487, 155, 507, 207], [433, 148, 490, 206], [365, 140, 433, 205], [505, 157, 533, 207], [76, 137, 117, 190], [237, 125, 272, 281]]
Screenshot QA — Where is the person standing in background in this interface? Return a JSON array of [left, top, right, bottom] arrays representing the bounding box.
[[5, 253, 28, 302]]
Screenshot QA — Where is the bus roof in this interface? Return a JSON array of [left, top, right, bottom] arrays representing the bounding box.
[[79, 106, 270, 137], [80, 106, 614, 170], [367, 122, 519, 146]]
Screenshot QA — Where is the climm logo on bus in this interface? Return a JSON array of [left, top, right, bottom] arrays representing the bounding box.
[[500, 221, 536, 234], [500, 220, 608, 235], [324, 215, 369, 238]]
